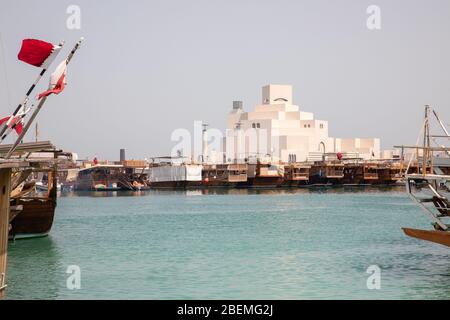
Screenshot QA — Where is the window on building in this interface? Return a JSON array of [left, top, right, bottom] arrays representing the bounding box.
[[320, 123, 324, 129], [304, 124, 307, 128], [256, 123, 260, 128], [252, 123, 256, 128], [308, 124, 311, 128]]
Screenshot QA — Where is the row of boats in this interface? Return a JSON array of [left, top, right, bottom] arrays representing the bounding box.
[[64, 159, 405, 191]]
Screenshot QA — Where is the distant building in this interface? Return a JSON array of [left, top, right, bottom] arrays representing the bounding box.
[[223, 84, 380, 163]]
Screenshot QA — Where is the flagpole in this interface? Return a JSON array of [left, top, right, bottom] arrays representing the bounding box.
[[5, 38, 83, 159], [0, 104, 31, 144], [0, 40, 65, 140]]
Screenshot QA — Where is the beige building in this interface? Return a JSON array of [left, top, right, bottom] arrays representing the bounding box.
[[224, 84, 380, 163]]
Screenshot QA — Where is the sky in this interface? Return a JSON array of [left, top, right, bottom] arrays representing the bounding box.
[[1, 0, 450, 160]]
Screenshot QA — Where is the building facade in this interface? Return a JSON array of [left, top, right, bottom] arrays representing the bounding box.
[[223, 84, 380, 163]]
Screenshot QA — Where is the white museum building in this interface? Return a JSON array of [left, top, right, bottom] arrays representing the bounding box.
[[223, 84, 380, 163]]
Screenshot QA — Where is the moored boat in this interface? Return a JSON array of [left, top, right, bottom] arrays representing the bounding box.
[[375, 163, 403, 185], [246, 162, 284, 188], [8, 151, 61, 240], [309, 161, 344, 185], [400, 106, 450, 248], [74, 164, 148, 191], [342, 162, 379, 185], [147, 163, 203, 189], [10, 196, 56, 239], [202, 163, 248, 187], [282, 163, 310, 187]]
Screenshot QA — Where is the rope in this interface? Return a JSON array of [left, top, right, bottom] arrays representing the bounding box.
[[405, 117, 426, 175]]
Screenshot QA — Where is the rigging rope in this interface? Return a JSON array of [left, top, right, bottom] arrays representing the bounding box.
[[405, 117, 426, 175]]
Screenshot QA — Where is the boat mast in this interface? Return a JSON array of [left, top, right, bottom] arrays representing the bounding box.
[[431, 109, 450, 158], [423, 105, 431, 175], [35, 122, 39, 143]]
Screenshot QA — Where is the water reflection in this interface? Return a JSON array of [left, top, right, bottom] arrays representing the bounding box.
[[61, 190, 150, 197], [6, 236, 62, 299], [59, 185, 406, 197]]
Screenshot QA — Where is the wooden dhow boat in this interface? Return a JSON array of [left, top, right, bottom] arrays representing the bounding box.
[[1, 143, 72, 240], [342, 162, 379, 185], [282, 163, 310, 187], [7, 147, 72, 239], [246, 162, 284, 188], [202, 163, 248, 187], [399, 106, 450, 247], [309, 160, 344, 185]]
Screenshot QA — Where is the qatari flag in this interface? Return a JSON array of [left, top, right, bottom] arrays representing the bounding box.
[[18, 39, 61, 68], [0, 115, 23, 135], [38, 60, 67, 99]]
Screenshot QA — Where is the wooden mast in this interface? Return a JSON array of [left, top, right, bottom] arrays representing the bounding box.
[[422, 105, 430, 175], [35, 122, 39, 143], [0, 167, 11, 299]]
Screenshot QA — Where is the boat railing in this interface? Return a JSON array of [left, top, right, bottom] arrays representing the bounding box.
[[406, 175, 450, 231]]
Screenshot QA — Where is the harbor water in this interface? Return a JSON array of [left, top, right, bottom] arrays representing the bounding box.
[[6, 187, 450, 299]]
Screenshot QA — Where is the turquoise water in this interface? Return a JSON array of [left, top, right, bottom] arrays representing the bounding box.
[[6, 187, 450, 299]]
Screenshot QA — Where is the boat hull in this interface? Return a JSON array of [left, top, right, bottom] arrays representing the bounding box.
[[149, 181, 203, 189], [9, 198, 56, 240], [402, 227, 450, 248], [202, 180, 240, 188], [246, 177, 283, 188]]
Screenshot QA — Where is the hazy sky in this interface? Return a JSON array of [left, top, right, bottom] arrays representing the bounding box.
[[1, 0, 450, 160]]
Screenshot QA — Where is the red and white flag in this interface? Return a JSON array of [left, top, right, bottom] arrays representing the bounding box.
[[37, 60, 67, 100], [18, 39, 61, 68], [0, 115, 24, 135]]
